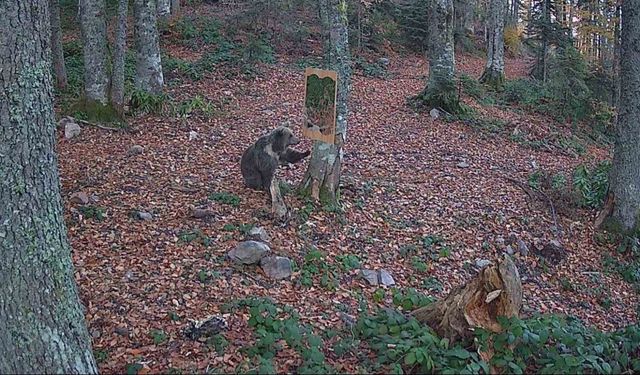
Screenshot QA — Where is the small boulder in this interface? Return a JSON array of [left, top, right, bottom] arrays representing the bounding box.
[[228, 241, 269, 265], [62, 117, 81, 139], [429, 108, 440, 120], [128, 145, 144, 155], [189, 130, 198, 141], [536, 241, 567, 264], [475, 259, 491, 269], [457, 161, 470, 168], [70, 191, 89, 205], [260, 256, 293, 280], [137, 211, 153, 221], [517, 239, 529, 256], [192, 208, 215, 219], [379, 269, 395, 286], [361, 269, 379, 286], [247, 226, 270, 243], [378, 57, 390, 66]]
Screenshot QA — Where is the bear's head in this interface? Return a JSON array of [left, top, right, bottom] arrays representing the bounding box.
[[271, 126, 300, 153]]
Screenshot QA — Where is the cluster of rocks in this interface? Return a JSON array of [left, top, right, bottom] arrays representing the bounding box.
[[226, 227, 293, 280]]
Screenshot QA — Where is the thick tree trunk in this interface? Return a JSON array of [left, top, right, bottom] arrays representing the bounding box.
[[300, 0, 351, 204], [412, 255, 522, 345], [414, 0, 460, 113], [111, 0, 128, 114], [79, 0, 110, 104], [171, 0, 180, 16], [613, 5, 622, 109], [0, 1, 98, 373], [610, 2, 640, 233], [480, 0, 506, 89], [158, 0, 170, 19], [49, 0, 68, 90], [134, 0, 164, 94]]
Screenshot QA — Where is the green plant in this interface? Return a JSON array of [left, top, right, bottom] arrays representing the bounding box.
[[175, 95, 216, 118], [93, 349, 108, 363], [78, 205, 106, 221], [209, 191, 241, 207], [422, 276, 443, 292], [299, 249, 339, 290], [354, 56, 388, 78], [150, 329, 168, 345], [129, 89, 168, 115], [177, 228, 212, 246], [336, 254, 361, 271], [391, 288, 434, 310], [460, 74, 486, 100], [573, 161, 611, 209]]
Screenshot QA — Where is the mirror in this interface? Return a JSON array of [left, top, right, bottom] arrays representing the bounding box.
[[302, 67, 337, 144]]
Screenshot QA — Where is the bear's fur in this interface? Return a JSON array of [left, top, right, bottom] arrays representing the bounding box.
[[240, 126, 310, 191]]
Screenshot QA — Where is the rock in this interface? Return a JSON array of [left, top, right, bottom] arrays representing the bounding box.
[[114, 327, 129, 336], [517, 239, 529, 256], [260, 256, 293, 280], [379, 269, 395, 286], [506, 245, 515, 255], [192, 208, 215, 219], [70, 191, 89, 205], [475, 259, 491, 268], [361, 269, 379, 285], [189, 130, 198, 141], [429, 108, 440, 120], [228, 241, 269, 265], [457, 161, 470, 168], [63, 118, 81, 139], [495, 236, 506, 249], [247, 226, 270, 243], [128, 145, 144, 155], [137, 211, 153, 221], [536, 241, 567, 264], [378, 57, 390, 66]]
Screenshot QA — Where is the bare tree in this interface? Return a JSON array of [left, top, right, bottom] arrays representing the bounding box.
[[134, 0, 164, 94], [0, 1, 98, 373], [300, 0, 351, 204], [171, 0, 181, 16], [79, 0, 110, 104], [49, 0, 67, 89], [111, 0, 128, 114], [480, 0, 507, 88]]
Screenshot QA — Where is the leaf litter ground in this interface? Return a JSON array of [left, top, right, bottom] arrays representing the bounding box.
[[57, 44, 637, 374]]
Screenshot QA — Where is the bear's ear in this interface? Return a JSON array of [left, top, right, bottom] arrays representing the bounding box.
[[271, 128, 289, 153]]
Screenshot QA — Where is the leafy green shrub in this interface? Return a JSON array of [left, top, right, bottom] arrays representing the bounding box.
[[209, 191, 241, 207], [174, 95, 216, 118], [502, 78, 549, 107], [299, 249, 339, 290], [573, 161, 610, 209], [129, 89, 168, 115], [354, 56, 388, 78], [78, 205, 106, 221], [460, 74, 485, 100]]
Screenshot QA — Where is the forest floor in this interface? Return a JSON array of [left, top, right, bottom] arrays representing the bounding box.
[[57, 4, 637, 374]]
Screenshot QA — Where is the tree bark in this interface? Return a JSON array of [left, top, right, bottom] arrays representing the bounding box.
[[0, 1, 98, 373], [414, 0, 460, 113], [158, 0, 170, 19], [79, 0, 110, 104], [300, 0, 351, 204], [111, 0, 128, 114], [171, 0, 180, 17], [412, 255, 522, 345], [480, 0, 507, 89], [134, 0, 164, 94], [610, 1, 640, 233], [49, 0, 68, 90]]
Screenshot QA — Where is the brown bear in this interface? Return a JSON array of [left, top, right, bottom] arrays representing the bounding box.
[[240, 126, 310, 192]]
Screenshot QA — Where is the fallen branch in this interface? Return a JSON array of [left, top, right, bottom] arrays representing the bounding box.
[[68, 116, 125, 132]]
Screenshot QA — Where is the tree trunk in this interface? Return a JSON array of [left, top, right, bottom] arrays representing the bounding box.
[[412, 255, 522, 345], [480, 0, 506, 89], [0, 1, 98, 373], [613, 5, 622, 109], [609, 1, 640, 233], [299, 0, 351, 204], [111, 0, 128, 114], [414, 0, 460, 113], [49, 0, 68, 90], [134, 0, 164, 94], [79, 0, 110, 104], [158, 0, 170, 19], [171, 0, 180, 17]]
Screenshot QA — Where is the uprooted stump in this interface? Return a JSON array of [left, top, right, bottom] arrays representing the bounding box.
[[411, 255, 522, 344]]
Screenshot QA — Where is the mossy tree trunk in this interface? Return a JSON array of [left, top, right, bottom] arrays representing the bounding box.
[[609, 1, 640, 234], [158, 0, 171, 19], [414, 0, 460, 113], [49, 0, 67, 90], [0, 1, 98, 373], [134, 0, 164, 94], [411, 255, 522, 345], [300, 0, 351, 205], [80, 0, 110, 104], [110, 0, 128, 114], [480, 0, 506, 89]]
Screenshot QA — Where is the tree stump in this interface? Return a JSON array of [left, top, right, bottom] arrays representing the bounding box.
[[270, 178, 288, 222], [411, 255, 522, 344]]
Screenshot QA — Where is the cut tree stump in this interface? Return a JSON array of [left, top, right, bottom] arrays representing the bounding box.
[[411, 255, 522, 344], [270, 178, 288, 222]]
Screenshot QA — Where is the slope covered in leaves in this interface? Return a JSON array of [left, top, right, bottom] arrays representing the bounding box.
[[56, 17, 636, 375]]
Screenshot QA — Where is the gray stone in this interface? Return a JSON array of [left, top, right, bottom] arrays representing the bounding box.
[[128, 145, 144, 155], [361, 269, 379, 285], [137, 211, 153, 221], [247, 226, 270, 243], [70, 191, 89, 205], [192, 208, 215, 219], [475, 259, 491, 268], [378, 57, 390, 66], [517, 239, 529, 256], [228, 241, 270, 265], [495, 236, 506, 249], [189, 130, 198, 141], [379, 269, 395, 286], [63, 118, 81, 139], [506, 245, 515, 255], [429, 108, 440, 120], [457, 161, 470, 168], [260, 256, 292, 280]]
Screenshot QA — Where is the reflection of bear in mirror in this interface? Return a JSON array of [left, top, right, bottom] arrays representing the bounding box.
[[240, 126, 310, 192], [304, 74, 336, 136]]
